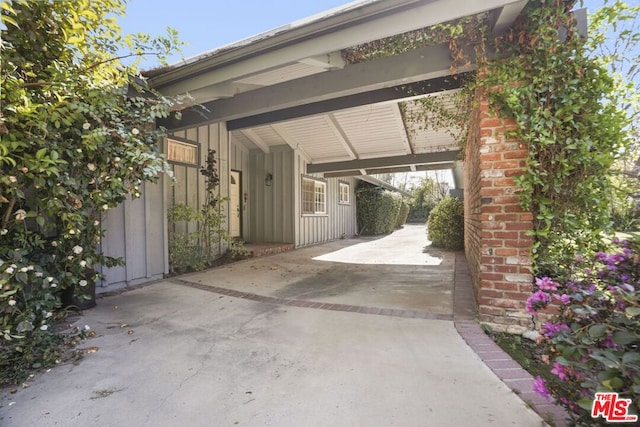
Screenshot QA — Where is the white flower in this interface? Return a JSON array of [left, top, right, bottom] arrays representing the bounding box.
[[79, 280, 88, 287], [84, 325, 91, 331], [14, 209, 27, 221], [0, 229, 7, 235], [93, 220, 100, 226], [40, 325, 48, 331], [19, 267, 28, 273], [102, 204, 109, 211], [114, 157, 121, 162], [5, 267, 15, 274], [69, 229, 76, 235], [50, 283, 57, 288], [67, 256, 74, 261], [72, 245, 83, 254], [8, 299, 16, 306], [45, 311, 52, 318], [26, 265, 34, 271], [35, 272, 43, 277], [79, 260, 87, 267], [8, 176, 17, 183], [131, 128, 140, 135], [134, 192, 140, 198], [51, 241, 58, 247], [46, 277, 54, 282], [76, 148, 82, 153], [87, 163, 96, 171], [83, 122, 91, 130]]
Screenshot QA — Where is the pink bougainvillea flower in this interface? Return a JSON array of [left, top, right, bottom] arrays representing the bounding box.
[[533, 376, 551, 400], [536, 277, 558, 291]]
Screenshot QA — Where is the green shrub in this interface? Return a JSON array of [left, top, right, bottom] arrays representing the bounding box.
[[527, 239, 640, 425], [395, 202, 410, 228], [356, 184, 402, 235], [427, 197, 464, 250]]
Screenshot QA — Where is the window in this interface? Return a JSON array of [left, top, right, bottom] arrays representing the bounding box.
[[339, 182, 350, 204], [167, 138, 198, 165], [302, 177, 326, 214]]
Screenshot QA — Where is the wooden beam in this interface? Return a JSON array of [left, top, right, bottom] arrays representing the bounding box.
[[307, 150, 460, 174], [271, 124, 312, 163], [158, 45, 470, 131], [239, 129, 269, 153], [224, 75, 466, 131], [325, 113, 358, 160]]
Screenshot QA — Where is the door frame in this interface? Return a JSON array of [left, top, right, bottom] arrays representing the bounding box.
[[230, 169, 242, 239]]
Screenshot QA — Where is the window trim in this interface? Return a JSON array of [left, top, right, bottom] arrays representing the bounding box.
[[338, 182, 350, 205], [166, 137, 200, 167], [302, 176, 327, 215]]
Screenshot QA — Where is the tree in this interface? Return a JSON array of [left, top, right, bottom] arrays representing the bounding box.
[[407, 177, 443, 222], [586, 0, 640, 231], [0, 0, 182, 384]]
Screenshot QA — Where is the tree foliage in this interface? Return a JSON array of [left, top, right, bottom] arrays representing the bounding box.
[[407, 177, 445, 222], [0, 0, 182, 384]]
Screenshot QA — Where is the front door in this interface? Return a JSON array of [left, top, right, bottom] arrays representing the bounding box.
[[230, 171, 241, 238]]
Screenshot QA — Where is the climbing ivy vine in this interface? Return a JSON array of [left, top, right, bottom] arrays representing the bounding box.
[[344, 0, 636, 275], [477, 0, 634, 274]]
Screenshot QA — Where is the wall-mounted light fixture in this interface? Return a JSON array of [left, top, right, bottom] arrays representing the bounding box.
[[265, 173, 273, 187]]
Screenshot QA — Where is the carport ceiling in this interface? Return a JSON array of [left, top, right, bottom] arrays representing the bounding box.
[[229, 90, 463, 176], [150, 0, 529, 177]]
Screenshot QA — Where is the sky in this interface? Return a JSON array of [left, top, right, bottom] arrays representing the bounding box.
[[118, 0, 352, 66], [117, 0, 621, 68]]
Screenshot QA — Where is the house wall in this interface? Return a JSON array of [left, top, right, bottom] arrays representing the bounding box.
[[293, 151, 358, 247], [464, 90, 534, 333], [249, 145, 295, 243], [168, 122, 250, 243], [99, 179, 166, 290]]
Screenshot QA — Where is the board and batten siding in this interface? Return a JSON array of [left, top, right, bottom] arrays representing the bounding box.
[[249, 145, 295, 243], [99, 179, 166, 290], [167, 122, 250, 250], [293, 150, 358, 247]]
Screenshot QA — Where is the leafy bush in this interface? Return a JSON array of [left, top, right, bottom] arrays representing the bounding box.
[[0, 0, 180, 384], [167, 150, 246, 274], [427, 197, 464, 250], [167, 204, 206, 274], [356, 183, 402, 235], [395, 202, 410, 229], [527, 239, 640, 425]]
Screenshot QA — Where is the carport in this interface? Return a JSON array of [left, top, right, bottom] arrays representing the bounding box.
[[101, 0, 538, 331], [150, 0, 527, 182]]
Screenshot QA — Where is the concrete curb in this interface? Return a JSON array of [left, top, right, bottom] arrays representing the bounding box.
[[452, 252, 570, 427]]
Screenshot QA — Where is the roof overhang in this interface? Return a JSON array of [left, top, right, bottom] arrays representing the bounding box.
[[150, 0, 530, 182]]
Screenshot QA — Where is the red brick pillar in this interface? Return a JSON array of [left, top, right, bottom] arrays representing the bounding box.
[[464, 92, 534, 333]]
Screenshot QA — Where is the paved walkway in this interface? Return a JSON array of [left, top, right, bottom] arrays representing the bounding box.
[[0, 225, 555, 427]]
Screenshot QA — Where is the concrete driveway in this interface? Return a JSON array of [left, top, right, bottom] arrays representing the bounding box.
[[0, 225, 545, 427]]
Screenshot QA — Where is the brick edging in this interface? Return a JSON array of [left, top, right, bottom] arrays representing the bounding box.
[[453, 253, 570, 427], [170, 279, 453, 321]]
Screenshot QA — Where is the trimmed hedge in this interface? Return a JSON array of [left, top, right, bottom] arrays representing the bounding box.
[[356, 183, 402, 235], [427, 197, 464, 250], [395, 202, 410, 228]]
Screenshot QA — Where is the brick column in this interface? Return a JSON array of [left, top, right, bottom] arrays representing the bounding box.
[[464, 92, 534, 333]]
